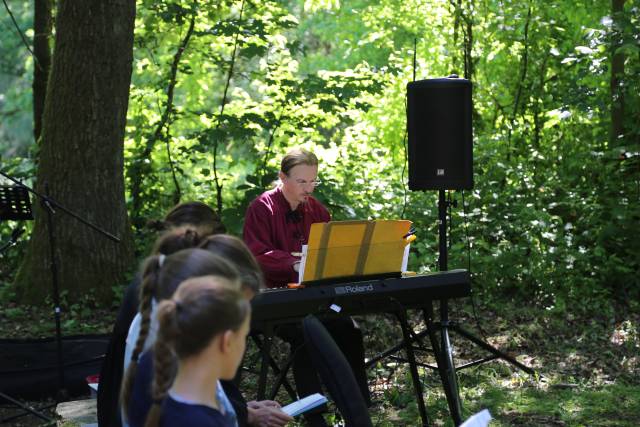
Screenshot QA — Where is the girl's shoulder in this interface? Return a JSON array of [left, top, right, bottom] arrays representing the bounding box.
[[161, 396, 228, 427]]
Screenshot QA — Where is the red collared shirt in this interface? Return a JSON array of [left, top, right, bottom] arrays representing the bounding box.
[[243, 187, 330, 288]]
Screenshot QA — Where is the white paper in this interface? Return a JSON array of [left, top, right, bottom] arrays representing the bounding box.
[[401, 243, 411, 272], [460, 409, 492, 427], [297, 244, 308, 283], [281, 393, 328, 417]]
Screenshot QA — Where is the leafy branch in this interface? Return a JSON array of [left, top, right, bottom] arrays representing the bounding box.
[[211, 0, 246, 215], [130, 4, 198, 223]]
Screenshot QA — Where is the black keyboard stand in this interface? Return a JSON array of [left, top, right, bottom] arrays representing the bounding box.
[[251, 271, 473, 426], [250, 332, 297, 401], [395, 308, 431, 426], [254, 307, 434, 426]]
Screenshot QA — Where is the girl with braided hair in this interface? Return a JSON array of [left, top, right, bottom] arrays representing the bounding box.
[[123, 228, 206, 376], [121, 249, 241, 427], [198, 235, 292, 427], [100, 202, 225, 427], [139, 275, 251, 427]]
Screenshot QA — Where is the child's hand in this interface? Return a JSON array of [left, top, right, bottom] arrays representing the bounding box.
[[247, 400, 293, 427]]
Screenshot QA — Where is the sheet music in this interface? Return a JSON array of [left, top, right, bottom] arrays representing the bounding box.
[[297, 220, 412, 283], [401, 243, 411, 272], [298, 244, 308, 283]]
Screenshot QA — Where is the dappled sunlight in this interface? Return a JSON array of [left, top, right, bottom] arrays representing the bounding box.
[[0, 0, 638, 425]]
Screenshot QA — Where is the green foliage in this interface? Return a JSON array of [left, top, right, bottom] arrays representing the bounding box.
[[0, 1, 33, 157], [1, 0, 638, 313], [2, 1, 639, 421]]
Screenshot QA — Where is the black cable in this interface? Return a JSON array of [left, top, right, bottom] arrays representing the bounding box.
[[400, 122, 408, 219], [401, 38, 418, 219], [412, 37, 417, 82], [447, 191, 453, 249], [461, 190, 489, 342]]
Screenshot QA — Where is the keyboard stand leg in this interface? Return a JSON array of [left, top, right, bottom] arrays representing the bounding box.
[[268, 350, 297, 400], [396, 310, 430, 427], [257, 324, 273, 400], [251, 332, 298, 400]]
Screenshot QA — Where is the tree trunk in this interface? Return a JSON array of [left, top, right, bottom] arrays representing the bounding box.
[[14, 0, 136, 304], [610, 0, 625, 146], [33, 0, 52, 143]]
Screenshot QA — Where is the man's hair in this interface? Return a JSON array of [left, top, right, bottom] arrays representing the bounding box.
[[280, 148, 319, 175]]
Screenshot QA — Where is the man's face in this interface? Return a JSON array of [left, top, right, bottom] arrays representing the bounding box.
[[280, 164, 319, 206]]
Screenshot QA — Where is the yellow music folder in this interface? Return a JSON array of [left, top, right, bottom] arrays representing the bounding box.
[[298, 220, 413, 283]]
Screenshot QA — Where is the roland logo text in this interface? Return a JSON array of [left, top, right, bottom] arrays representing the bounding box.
[[335, 283, 374, 295]]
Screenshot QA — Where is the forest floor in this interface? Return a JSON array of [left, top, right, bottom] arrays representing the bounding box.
[[1, 296, 639, 426]]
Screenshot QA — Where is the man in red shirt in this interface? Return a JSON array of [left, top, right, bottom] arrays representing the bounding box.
[[243, 148, 330, 288], [243, 148, 370, 425]]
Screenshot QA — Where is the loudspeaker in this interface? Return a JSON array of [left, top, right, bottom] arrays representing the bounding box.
[[407, 77, 473, 190]]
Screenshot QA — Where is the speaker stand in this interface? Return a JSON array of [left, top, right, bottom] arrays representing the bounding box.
[[426, 189, 536, 425]]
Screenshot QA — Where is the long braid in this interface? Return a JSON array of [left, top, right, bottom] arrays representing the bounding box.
[[120, 249, 242, 423], [133, 257, 161, 361], [120, 256, 161, 418], [144, 300, 180, 427]]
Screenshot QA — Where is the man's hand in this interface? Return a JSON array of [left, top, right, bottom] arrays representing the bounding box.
[[247, 400, 293, 427]]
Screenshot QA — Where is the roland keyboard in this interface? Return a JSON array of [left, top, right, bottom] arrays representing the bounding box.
[[251, 269, 470, 325]]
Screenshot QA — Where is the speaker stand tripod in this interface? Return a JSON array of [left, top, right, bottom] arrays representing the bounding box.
[[425, 190, 535, 425]]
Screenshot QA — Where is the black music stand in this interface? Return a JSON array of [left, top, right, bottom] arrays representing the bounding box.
[[0, 171, 119, 423], [0, 185, 55, 424], [0, 186, 32, 254], [0, 185, 33, 221]]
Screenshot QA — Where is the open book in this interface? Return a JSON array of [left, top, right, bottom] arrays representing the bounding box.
[[281, 393, 328, 417]]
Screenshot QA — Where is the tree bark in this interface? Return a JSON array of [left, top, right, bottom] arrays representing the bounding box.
[[610, 0, 625, 146], [33, 0, 52, 143], [15, 0, 136, 304]]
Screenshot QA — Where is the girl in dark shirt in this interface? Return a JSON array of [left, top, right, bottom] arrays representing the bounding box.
[[122, 239, 291, 427], [98, 201, 224, 427], [139, 275, 251, 427]]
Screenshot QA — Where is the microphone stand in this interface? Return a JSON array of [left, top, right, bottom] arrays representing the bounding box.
[[0, 170, 119, 404], [0, 171, 120, 242]]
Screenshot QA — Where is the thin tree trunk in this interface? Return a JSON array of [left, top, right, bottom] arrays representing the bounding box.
[[32, 0, 52, 144], [129, 9, 197, 227], [506, 3, 532, 161], [610, 0, 625, 146], [212, 0, 246, 215], [15, 0, 136, 304]]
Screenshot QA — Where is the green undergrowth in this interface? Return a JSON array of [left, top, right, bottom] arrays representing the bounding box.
[[1, 292, 638, 426], [239, 297, 639, 426]]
